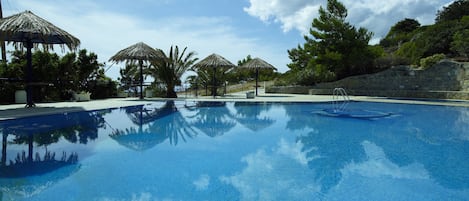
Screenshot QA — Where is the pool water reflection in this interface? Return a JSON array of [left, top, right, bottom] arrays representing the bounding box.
[[0, 101, 468, 200]]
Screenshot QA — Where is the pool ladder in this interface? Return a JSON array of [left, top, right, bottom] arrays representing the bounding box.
[[332, 88, 350, 112]]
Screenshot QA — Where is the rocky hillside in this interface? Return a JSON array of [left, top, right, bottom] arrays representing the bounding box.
[[268, 60, 469, 99]]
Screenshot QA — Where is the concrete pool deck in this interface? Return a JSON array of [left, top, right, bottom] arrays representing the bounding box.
[[2, 89, 469, 120]]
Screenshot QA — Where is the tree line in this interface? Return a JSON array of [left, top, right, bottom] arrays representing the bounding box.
[[0, 49, 116, 104], [1, 0, 466, 103], [0, 46, 278, 104], [280, 0, 469, 86], [120, 51, 279, 98]]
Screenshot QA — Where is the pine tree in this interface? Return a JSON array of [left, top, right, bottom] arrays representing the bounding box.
[[287, 0, 377, 83]]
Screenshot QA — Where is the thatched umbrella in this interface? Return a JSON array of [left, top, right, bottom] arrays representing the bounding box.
[[0, 10, 80, 107], [0, 128, 80, 198], [0, 159, 80, 198], [0, 150, 80, 198], [193, 53, 235, 98], [109, 101, 178, 151], [109, 42, 164, 99], [187, 102, 236, 137], [239, 57, 277, 96], [125, 102, 177, 126], [234, 102, 275, 132], [110, 128, 167, 151]]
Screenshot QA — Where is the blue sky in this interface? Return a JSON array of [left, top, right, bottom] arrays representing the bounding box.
[[2, 0, 452, 80]]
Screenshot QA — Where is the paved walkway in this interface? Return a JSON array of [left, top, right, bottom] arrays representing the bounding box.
[[2, 88, 469, 120]]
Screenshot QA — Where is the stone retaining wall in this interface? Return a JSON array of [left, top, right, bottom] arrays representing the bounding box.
[[267, 60, 469, 99], [266, 86, 311, 94]]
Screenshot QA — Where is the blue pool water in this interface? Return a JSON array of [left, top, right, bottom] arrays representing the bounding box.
[[0, 101, 469, 201]]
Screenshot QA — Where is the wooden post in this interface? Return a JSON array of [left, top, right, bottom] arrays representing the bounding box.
[[0, 1, 7, 62], [25, 40, 35, 107], [139, 60, 144, 99]]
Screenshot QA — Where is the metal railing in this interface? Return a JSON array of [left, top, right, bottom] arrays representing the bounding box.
[[332, 88, 350, 112]]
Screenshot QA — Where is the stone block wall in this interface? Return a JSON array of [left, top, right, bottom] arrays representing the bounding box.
[[267, 86, 311, 94], [312, 60, 465, 91], [462, 62, 469, 90], [267, 60, 469, 99]]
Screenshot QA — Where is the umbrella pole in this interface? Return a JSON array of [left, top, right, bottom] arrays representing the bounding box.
[[139, 60, 144, 99], [255, 68, 259, 96], [28, 135, 33, 162], [195, 78, 198, 97], [1, 133, 7, 167], [213, 67, 216, 98], [25, 41, 35, 107], [139, 106, 143, 133]]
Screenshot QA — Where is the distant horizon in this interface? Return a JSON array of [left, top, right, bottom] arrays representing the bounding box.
[[2, 0, 453, 81]]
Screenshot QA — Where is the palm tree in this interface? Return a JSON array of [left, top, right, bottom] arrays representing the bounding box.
[[118, 64, 140, 96], [150, 45, 198, 98], [187, 71, 211, 96]]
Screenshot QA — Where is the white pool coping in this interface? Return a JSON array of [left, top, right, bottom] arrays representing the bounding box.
[[1, 90, 469, 120]]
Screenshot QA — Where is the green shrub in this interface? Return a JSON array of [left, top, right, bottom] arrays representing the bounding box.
[[451, 29, 469, 58], [374, 54, 410, 70], [275, 64, 336, 86], [89, 79, 118, 99], [273, 77, 290, 86], [396, 41, 424, 65], [419, 54, 446, 69]]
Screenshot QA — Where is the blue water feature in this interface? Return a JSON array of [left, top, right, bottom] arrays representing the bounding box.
[[0, 101, 468, 201]]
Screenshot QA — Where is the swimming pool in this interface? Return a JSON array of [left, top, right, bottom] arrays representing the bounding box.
[[0, 101, 468, 200]]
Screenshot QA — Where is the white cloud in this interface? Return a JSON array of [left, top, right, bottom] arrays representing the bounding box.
[[325, 141, 468, 200], [454, 110, 469, 141], [220, 139, 321, 201], [3, 0, 290, 79], [222, 139, 468, 200], [277, 138, 314, 165], [342, 141, 429, 179], [193, 174, 210, 191], [245, 0, 453, 43], [244, 0, 322, 34]]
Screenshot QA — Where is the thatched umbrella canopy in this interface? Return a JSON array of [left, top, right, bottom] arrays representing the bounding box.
[[187, 102, 236, 137], [110, 128, 167, 151], [0, 151, 80, 198], [0, 129, 80, 198], [239, 57, 277, 96], [237, 117, 275, 132], [124, 102, 177, 126], [193, 53, 235, 98], [109, 42, 164, 99], [0, 10, 80, 107], [234, 102, 275, 132], [109, 101, 181, 151]]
